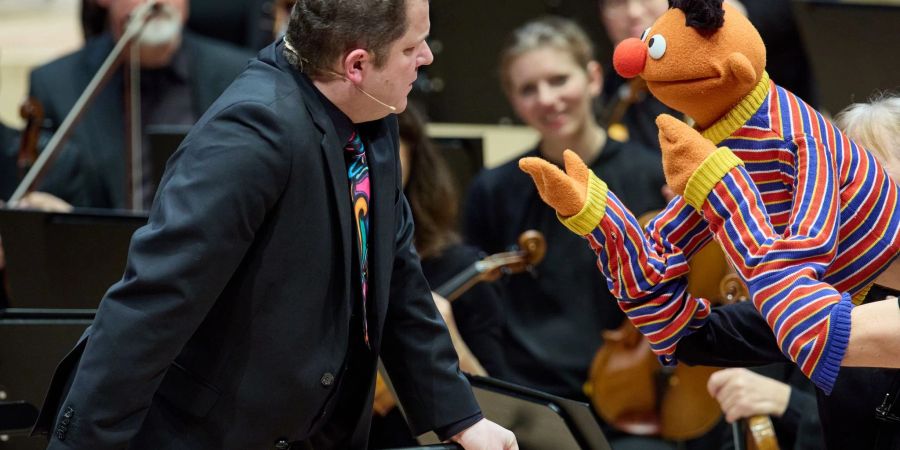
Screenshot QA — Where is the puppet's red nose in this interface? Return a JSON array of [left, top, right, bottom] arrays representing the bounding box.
[[613, 38, 647, 79]]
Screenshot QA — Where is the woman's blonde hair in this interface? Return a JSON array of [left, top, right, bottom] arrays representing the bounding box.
[[498, 16, 595, 94], [835, 93, 900, 183]]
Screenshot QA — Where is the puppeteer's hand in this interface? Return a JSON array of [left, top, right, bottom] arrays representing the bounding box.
[[451, 418, 518, 450], [656, 114, 719, 197], [518, 149, 590, 217], [707, 368, 791, 423]]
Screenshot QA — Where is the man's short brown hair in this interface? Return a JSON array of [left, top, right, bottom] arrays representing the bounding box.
[[283, 0, 410, 77]]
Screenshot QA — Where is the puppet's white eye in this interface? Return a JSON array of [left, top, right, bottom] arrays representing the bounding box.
[[647, 34, 666, 59], [640, 27, 651, 42]]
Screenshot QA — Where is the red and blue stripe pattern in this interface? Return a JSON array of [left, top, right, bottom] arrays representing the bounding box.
[[586, 192, 713, 360], [578, 80, 900, 393]]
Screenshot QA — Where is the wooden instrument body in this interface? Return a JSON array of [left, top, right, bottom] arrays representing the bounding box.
[[586, 210, 778, 447]]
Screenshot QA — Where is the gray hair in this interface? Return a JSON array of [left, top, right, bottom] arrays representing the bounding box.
[[835, 92, 900, 183]]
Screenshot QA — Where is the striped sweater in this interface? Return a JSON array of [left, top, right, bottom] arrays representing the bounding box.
[[560, 73, 900, 394]]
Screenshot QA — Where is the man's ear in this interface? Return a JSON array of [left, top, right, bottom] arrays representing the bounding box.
[[95, 0, 112, 8], [342, 49, 370, 84]]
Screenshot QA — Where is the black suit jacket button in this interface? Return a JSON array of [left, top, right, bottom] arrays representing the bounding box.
[[274, 439, 290, 449], [320, 372, 335, 387]]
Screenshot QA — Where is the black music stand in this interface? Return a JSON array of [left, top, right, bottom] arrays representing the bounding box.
[[146, 124, 190, 192], [0, 313, 91, 449], [419, 375, 611, 450], [0, 208, 146, 310]]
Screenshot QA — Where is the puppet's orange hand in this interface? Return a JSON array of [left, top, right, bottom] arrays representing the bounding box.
[[657, 114, 719, 197], [519, 150, 589, 218]]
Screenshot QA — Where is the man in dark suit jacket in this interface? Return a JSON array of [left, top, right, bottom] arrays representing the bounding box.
[[27, 0, 252, 210], [32, 0, 517, 449]]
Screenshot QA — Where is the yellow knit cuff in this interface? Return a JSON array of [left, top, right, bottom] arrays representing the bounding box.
[[559, 171, 608, 236], [852, 283, 872, 306], [683, 147, 744, 210]]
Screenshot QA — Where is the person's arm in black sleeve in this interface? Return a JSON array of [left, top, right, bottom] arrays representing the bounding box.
[[433, 412, 484, 441], [379, 192, 482, 436], [675, 301, 789, 367]]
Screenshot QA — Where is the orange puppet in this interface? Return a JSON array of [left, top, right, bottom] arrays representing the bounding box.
[[519, 0, 900, 393]]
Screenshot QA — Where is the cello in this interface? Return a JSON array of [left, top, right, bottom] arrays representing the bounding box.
[[584, 212, 779, 449]]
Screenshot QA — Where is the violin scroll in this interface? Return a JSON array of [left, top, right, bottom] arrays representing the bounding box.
[[720, 273, 749, 305], [434, 230, 545, 302], [17, 97, 45, 178], [516, 229, 546, 266]]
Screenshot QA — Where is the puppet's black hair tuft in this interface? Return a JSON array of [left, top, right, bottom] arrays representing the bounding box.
[[669, 0, 725, 31]]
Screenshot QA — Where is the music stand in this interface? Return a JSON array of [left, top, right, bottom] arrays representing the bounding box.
[[0, 208, 146, 310], [419, 375, 611, 450], [0, 315, 90, 448], [145, 124, 191, 192]]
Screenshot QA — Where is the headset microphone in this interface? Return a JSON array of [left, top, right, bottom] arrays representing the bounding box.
[[348, 83, 398, 112], [284, 37, 398, 112]]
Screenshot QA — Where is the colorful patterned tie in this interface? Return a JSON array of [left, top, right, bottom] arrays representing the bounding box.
[[345, 131, 370, 347]]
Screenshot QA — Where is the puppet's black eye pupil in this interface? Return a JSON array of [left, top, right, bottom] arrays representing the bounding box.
[[648, 37, 655, 47]]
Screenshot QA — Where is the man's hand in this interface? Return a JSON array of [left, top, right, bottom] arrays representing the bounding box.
[[450, 418, 518, 450], [656, 114, 718, 197], [707, 368, 791, 423], [519, 149, 590, 218]]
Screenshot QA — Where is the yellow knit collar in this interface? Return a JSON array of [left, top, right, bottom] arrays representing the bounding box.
[[700, 72, 770, 145]]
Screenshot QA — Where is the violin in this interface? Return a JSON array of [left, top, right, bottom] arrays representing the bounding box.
[[585, 211, 779, 448], [17, 97, 44, 180], [434, 230, 546, 302], [373, 230, 547, 416]]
